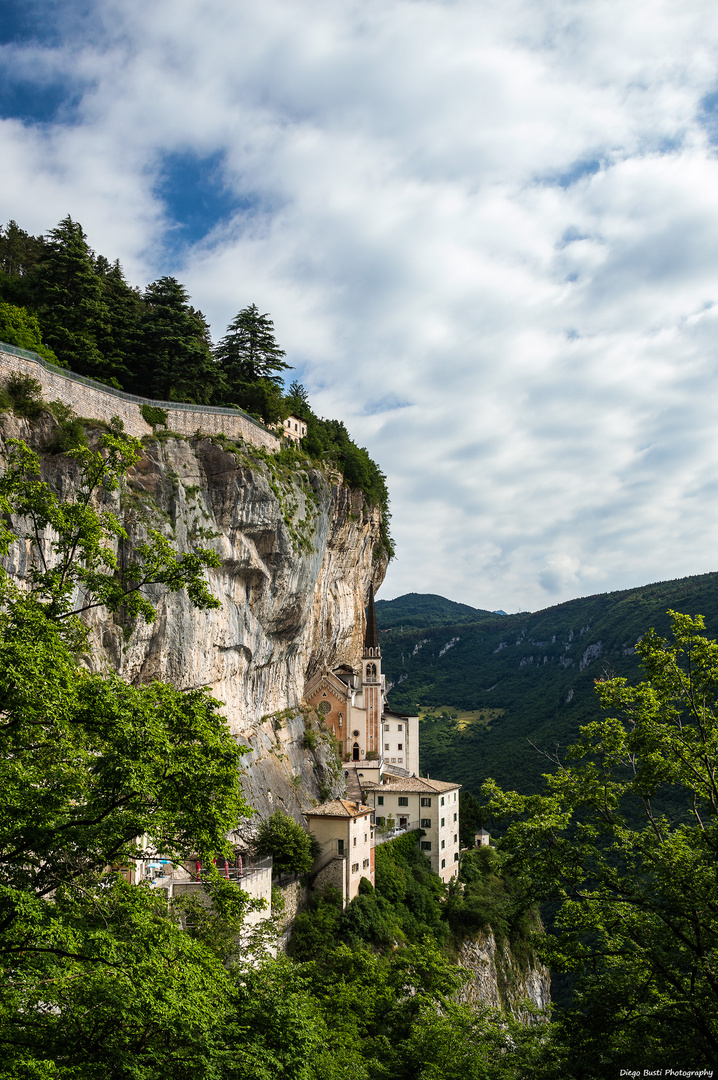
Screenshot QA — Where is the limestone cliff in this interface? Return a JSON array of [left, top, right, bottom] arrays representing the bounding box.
[[0, 413, 387, 837], [456, 929, 551, 1020]]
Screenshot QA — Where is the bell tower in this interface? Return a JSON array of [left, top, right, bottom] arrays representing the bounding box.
[[362, 583, 382, 761]]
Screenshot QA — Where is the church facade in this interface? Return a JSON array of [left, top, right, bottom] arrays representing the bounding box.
[[304, 585, 419, 782]]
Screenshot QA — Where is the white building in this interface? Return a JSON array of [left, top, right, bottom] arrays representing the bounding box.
[[305, 798, 375, 906], [365, 776, 462, 884], [282, 415, 307, 443]]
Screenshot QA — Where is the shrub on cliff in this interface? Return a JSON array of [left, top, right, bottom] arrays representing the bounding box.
[[254, 810, 320, 876]]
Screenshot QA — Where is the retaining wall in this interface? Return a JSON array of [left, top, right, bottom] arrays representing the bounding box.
[[0, 343, 280, 452]]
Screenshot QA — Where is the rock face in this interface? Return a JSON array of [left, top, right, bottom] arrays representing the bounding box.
[[0, 414, 387, 838], [456, 930, 551, 1020]]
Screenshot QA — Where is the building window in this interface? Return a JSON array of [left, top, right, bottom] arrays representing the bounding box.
[[384, 724, 390, 730], [441, 817, 445, 827], [376, 816, 385, 826], [420, 841, 432, 851], [353, 836, 357, 847], [454, 834, 458, 844], [454, 852, 459, 861], [397, 743, 403, 751], [352, 863, 359, 873], [398, 797, 409, 807], [397, 725, 403, 732], [453, 813, 457, 822], [337, 839, 344, 855], [363, 858, 370, 869], [441, 797, 445, 806], [441, 858, 446, 869], [398, 758, 403, 763], [420, 797, 432, 807], [377, 796, 384, 806], [384, 743, 389, 750], [441, 839, 445, 849], [364, 834, 367, 843], [420, 818, 431, 828]]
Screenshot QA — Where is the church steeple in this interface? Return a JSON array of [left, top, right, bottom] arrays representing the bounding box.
[[363, 582, 380, 657]]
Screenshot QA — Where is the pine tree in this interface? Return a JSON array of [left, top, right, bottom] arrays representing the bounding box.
[[141, 277, 221, 404], [214, 304, 291, 386], [32, 216, 110, 377]]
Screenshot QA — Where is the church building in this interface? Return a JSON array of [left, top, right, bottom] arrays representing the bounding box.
[[304, 584, 419, 783]]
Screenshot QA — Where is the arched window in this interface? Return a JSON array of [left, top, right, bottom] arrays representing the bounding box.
[[352, 742, 360, 761]]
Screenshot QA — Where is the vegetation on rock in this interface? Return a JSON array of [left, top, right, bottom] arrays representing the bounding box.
[[0, 217, 394, 561]]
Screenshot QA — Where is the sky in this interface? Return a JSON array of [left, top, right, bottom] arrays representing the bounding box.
[[3, 0, 718, 613]]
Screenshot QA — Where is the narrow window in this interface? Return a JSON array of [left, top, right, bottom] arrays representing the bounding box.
[[337, 839, 344, 855], [377, 796, 384, 806]]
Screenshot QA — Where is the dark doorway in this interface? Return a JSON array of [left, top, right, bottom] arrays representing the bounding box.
[[352, 742, 360, 761]]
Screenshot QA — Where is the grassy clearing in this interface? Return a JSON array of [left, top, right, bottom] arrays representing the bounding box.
[[419, 706, 505, 730]]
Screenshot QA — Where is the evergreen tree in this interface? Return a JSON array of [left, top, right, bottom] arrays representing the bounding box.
[[141, 277, 221, 404], [214, 303, 291, 386], [0, 220, 45, 280], [32, 216, 111, 377], [94, 256, 143, 389]]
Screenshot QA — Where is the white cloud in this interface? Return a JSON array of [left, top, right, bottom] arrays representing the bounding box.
[[3, 0, 718, 611]]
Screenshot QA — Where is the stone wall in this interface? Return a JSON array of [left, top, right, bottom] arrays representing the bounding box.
[[0, 345, 280, 452]]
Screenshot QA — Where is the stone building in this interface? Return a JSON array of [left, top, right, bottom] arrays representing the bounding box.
[[305, 798, 374, 906]]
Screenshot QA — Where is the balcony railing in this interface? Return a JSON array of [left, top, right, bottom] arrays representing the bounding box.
[[372, 821, 422, 847]]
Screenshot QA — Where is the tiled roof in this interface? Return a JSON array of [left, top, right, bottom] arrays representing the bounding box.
[[305, 798, 373, 818], [362, 776, 461, 795]]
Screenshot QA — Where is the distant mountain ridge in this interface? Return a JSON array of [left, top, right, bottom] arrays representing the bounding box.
[[376, 592, 499, 630], [378, 572, 718, 800]]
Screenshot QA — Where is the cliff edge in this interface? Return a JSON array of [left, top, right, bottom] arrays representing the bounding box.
[[0, 412, 387, 836]]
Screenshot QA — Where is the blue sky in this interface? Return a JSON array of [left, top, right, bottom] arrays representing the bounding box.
[[3, 0, 718, 613]]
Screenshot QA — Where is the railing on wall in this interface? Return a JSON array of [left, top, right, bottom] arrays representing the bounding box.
[[0, 340, 274, 437]]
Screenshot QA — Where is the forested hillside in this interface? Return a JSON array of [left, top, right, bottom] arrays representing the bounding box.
[[0, 217, 393, 556], [379, 572, 718, 797]]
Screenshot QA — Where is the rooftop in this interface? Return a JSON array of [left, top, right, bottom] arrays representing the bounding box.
[[363, 776, 461, 795], [305, 798, 373, 819]]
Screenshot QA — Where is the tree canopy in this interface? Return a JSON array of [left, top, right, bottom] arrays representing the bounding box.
[[485, 610, 718, 1075], [0, 214, 395, 560]]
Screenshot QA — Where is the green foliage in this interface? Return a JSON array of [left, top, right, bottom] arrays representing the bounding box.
[[255, 810, 320, 877], [32, 216, 113, 379], [1, 214, 395, 563], [0, 433, 256, 1076], [485, 611, 718, 1073], [214, 303, 291, 385], [140, 402, 168, 427], [459, 789, 483, 848], [0, 436, 221, 624], [0, 301, 58, 363], [45, 400, 89, 454], [378, 574, 718, 802], [2, 373, 45, 418], [141, 276, 221, 404]]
